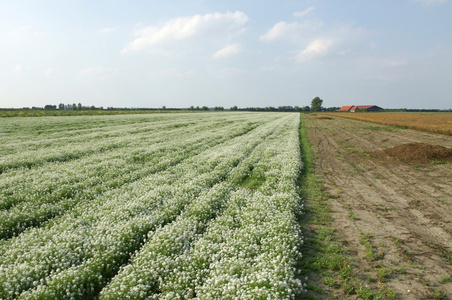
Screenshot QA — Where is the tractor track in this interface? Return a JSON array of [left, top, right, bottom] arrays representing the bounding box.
[[304, 114, 452, 299]]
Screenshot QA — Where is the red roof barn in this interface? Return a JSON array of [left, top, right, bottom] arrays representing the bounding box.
[[350, 105, 382, 112], [339, 105, 354, 112]]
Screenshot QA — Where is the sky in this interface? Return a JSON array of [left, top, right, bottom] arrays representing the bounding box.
[[1, 0, 451, 110]]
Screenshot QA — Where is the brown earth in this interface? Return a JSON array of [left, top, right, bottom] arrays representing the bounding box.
[[304, 114, 452, 299], [376, 143, 452, 164]]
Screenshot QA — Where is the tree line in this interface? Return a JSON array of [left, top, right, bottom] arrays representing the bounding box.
[[35, 97, 327, 112]]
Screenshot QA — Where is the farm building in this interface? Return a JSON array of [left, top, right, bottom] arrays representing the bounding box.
[[351, 105, 382, 112], [339, 105, 383, 112], [339, 106, 354, 112]]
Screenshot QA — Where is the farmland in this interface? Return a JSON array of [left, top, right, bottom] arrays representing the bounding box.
[[321, 112, 452, 136], [302, 113, 452, 299], [1, 111, 452, 299], [0, 112, 305, 299]]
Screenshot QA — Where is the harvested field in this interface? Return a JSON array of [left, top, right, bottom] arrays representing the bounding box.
[[321, 112, 452, 135], [303, 114, 452, 299]]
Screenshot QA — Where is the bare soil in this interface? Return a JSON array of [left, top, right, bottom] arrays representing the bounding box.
[[304, 114, 452, 299], [376, 143, 452, 164]]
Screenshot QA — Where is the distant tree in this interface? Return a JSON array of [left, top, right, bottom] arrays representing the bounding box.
[[78, 103, 82, 110], [44, 105, 57, 110], [214, 106, 224, 111], [196, 106, 200, 111], [302, 106, 310, 112], [58, 103, 65, 110], [201, 106, 209, 111], [265, 106, 276, 111], [294, 106, 300, 112], [278, 106, 286, 112], [189, 106, 194, 111], [310, 97, 323, 112], [72, 103, 77, 110], [230, 105, 238, 111], [162, 106, 166, 110], [325, 106, 339, 112]]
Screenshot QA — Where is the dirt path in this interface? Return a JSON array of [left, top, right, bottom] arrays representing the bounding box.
[[304, 114, 452, 299]]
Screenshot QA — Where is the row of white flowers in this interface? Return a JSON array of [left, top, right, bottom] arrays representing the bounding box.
[[154, 115, 305, 299], [0, 113, 298, 299], [98, 114, 305, 299], [0, 113, 259, 172], [0, 113, 264, 239]]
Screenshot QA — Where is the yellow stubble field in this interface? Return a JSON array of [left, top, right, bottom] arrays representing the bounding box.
[[321, 112, 452, 136]]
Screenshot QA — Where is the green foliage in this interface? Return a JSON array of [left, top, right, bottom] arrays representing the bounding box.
[[310, 97, 323, 112], [239, 166, 266, 190]]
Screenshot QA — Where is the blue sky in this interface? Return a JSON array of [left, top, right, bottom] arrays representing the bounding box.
[[1, 0, 451, 109]]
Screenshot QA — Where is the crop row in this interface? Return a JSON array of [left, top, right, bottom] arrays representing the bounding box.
[[100, 114, 305, 299], [0, 112, 305, 299], [0, 113, 262, 172], [0, 114, 265, 239]]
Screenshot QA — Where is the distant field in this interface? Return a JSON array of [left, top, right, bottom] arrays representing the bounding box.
[[0, 109, 188, 117], [321, 112, 452, 135]]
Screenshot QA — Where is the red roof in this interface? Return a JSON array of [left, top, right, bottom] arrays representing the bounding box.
[[339, 106, 354, 111]]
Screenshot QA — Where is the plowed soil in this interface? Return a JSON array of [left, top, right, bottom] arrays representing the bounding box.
[[304, 114, 452, 299], [377, 143, 452, 164]]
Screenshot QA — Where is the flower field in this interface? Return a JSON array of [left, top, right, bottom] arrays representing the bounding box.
[[0, 112, 305, 299]]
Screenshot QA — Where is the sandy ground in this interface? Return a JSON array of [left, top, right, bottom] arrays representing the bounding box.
[[304, 114, 452, 299]]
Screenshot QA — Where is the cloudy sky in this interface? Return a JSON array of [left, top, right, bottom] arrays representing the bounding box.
[[1, 0, 451, 109]]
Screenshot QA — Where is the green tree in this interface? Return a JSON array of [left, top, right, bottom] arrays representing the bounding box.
[[310, 97, 323, 112], [230, 105, 238, 111]]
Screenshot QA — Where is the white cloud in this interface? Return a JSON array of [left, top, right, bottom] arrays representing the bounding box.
[[122, 11, 248, 53], [259, 21, 322, 42], [296, 39, 333, 62], [79, 67, 117, 78], [213, 44, 242, 58], [261, 17, 366, 64], [293, 7, 315, 17]]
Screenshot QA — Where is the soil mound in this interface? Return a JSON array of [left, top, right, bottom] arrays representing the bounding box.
[[379, 143, 452, 164]]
